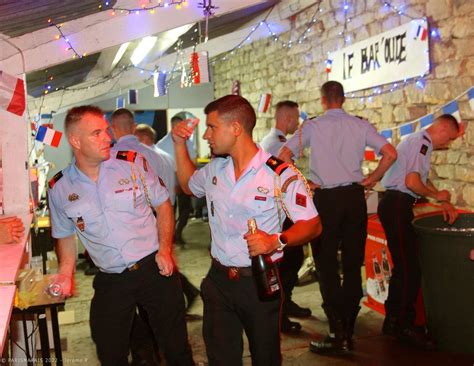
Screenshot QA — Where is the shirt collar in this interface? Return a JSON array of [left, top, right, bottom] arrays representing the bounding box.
[[223, 146, 270, 176], [271, 127, 285, 137], [324, 108, 345, 115], [116, 135, 138, 144]]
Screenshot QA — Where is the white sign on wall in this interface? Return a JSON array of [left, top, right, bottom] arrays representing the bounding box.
[[327, 19, 430, 93]]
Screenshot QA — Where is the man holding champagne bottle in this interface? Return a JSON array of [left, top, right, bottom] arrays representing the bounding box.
[[172, 95, 321, 365]]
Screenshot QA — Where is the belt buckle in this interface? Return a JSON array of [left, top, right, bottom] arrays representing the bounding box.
[[128, 263, 140, 272], [228, 267, 240, 281]]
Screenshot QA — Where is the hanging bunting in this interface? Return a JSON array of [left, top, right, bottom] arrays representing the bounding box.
[[399, 122, 415, 140], [300, 111, 308, 121], [258, 93, 272, 113], [191, 51, 210, 85], [0, 71, 26, 117], [381, 129, 393, 143], [467, 87, 474, 111], [442, 101, 461, 122], [420, 114, 434, 129], [36, 125, 62, 148]]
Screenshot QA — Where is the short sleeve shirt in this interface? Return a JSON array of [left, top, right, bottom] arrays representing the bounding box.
[[381, 130, 433, 198], [188, 147, 318, 267], [284, 109, 389, 188], [48, 154, 169, 273], [260, 128, 287, 156]]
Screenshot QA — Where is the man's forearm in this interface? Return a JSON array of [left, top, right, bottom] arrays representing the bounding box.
[[56, 235, 77, 277], [156, 200, 174, 253], [174, 143, 196, 195], [282, 217, 321, 247]]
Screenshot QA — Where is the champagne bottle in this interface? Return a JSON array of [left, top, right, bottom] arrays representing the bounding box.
[[248, 218, 280, 301]]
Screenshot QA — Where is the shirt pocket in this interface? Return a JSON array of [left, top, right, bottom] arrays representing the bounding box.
[[111, 187, 145, 212], [64, 202, 106, 238]]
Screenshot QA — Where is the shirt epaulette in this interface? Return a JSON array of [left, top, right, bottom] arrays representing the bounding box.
[[266, 156, 289, 175], [422, 135, 432, 143], [116, 150, 137, 162], [48, 171, 63, 189]]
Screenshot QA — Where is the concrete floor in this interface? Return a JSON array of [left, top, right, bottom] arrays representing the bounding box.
[[57, 219, 474, 366]]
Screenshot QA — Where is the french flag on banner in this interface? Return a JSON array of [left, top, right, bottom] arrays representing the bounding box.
[[468, 87, 474, 112], [420, 114, 434, 129], [0, 70, 26, 116], [399, 122, 414, 140], [364, 147, 377, 161], [258, 93, 271, 113], [381, 129, 393, 143], [416, 25, 428, 41], [442, 101, 461, 122], [36, 125, 62, 148]]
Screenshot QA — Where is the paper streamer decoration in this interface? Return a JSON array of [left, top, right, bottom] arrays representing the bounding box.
[[153, 71, 167, 97], [442, 101, 461, 122], [191, 51, 210, 85], [399, 122, 415, 140], [381, 129, 393, 143], [467, 87, 474, 112], [420, 114, 434, 129], [231, 80, 241, 96], [36, 125, 62, 147], [258, 93, 271, 113], [0, 70, 25, 116]]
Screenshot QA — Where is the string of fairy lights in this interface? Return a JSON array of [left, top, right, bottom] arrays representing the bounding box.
[[40, 0, 440, 104]]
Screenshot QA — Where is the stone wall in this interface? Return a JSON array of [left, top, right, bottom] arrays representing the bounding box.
[[212, 0, 474, 210]]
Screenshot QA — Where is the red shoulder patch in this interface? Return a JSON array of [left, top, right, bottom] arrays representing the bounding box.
[[295, 193, 307, 207]]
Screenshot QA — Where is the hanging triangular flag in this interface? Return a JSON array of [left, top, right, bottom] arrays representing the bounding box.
[[468, 87, 474, 112], [153, 71, 167, 97], [420, 114, 434, 129], [0, 71, 26, 116], [300, 111, 308, 121], [36, 125, 62, 147], [399, 122, 414, 140], [258, 93, 271, 113], [381, 129, 393, 143], [442, 101, 461, 122], [364, 147, 377, 161]]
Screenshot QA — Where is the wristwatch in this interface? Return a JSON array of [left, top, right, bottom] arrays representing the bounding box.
[[276, 233, 288, 252]]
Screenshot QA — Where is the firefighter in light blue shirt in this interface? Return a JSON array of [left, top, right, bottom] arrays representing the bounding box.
[[280, 81, 397, 355], [378, 114, 460, 350], [172, 95, 321, 365], [48, 105, 193, 366]]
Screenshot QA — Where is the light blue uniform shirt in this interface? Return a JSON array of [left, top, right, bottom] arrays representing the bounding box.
[[49, 154, 169, 273], [381, 130, 433, 198], [284, 109, 388, 188], [260, 128, 287, 156], [188, 147, 318, 267], [112, 135, 176, 204], [156, 132, 196, 167]]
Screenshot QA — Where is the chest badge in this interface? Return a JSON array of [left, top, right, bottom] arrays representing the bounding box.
[[212, 176, 217, 185], [257, 186, 269, 194], [77, 216, 85, 232], [68, 193, 79, 202], [119, 178, 130, 185]]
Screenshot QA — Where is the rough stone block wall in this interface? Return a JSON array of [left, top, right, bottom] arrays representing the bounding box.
[[212, 0, 474, 210]]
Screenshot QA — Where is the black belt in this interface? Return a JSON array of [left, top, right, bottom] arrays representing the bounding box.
[[316, 182, 362, 191], [211, 258, 253, 280], [123, 251, 157, 273]]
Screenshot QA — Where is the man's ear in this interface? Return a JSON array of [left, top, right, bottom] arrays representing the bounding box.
[[68, 133, 80, 150], [232, 120, 243, 136]]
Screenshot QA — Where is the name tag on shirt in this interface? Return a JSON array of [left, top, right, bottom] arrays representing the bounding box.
[[254, 196, 267, 201]]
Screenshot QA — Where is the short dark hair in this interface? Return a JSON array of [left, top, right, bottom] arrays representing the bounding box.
[[171, 115, 184, 124], [275, 100, 299, 111], [111, 108, 134, 120], [65, 105, 103, 135], [135, 124, 157, 141], [321, 81, 345, 104], [204, 95, 256, 134], [436, 114, 460, 132]]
